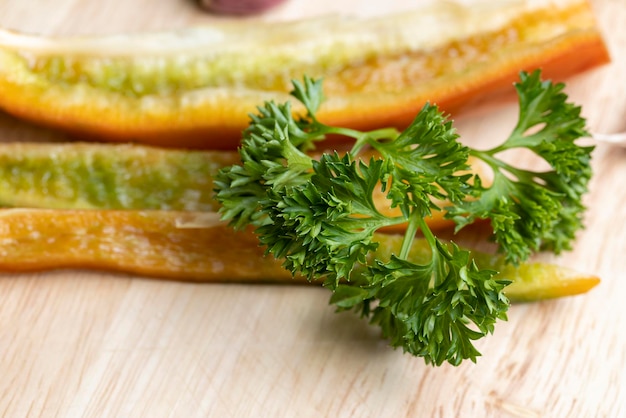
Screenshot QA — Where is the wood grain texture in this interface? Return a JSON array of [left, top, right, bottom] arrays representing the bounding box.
[[0, 1, 624, 417]]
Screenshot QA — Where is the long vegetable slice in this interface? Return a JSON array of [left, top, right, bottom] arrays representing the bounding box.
[[0, 209, 599, 302], [0, 142, 461, 230], [0, 142, 237, 210], [0, 0, 609, 149]]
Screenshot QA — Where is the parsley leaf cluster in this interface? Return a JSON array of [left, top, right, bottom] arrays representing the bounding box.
[[214, 70, 592, 366]]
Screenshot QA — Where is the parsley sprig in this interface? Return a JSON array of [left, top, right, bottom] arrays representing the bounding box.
[[448, 71, 593, 264], [214, 70, 591, 366]]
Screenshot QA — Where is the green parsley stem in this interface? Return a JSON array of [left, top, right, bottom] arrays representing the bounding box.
[[399, 210, 422, 259], [470, 149, 538, 184], [469, 149, 503, 168], [316, 126, 400, 155]]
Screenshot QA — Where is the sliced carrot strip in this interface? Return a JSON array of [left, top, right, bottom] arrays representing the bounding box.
[[0, 143, 490, 231], [0, 0, 609, 149], [0, 209, 291, 282], [0, 209, 600, 302], [0, 142, 238, 210]]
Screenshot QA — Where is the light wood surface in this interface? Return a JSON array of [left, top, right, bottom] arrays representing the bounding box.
[[0, 1, 624, 417]]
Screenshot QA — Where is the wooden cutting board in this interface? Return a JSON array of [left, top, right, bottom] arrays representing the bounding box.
[[0, 1, 624, 417]]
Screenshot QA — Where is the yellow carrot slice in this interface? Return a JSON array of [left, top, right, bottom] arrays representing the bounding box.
[[0, 209, 599, 302], [0, 209, 290, 281]]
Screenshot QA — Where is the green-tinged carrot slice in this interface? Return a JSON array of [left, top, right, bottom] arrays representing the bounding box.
[[0, 142, 484, 230], [0, 142, 238, 210], [490, 262, 600, 302]]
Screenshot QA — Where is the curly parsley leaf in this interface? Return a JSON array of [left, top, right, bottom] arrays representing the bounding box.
[[214, 77, 326, 228]]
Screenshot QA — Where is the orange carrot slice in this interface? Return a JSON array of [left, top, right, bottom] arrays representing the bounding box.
[[0, 0, 609, 149]]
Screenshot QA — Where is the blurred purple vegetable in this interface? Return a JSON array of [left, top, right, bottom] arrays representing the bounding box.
[[199, 0, 287, 15]]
